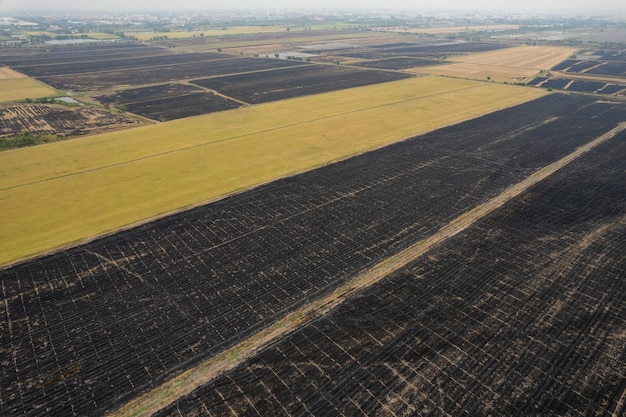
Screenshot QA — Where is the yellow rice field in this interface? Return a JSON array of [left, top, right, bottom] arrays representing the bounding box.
[[415, 45, 577, 83], [0, 76, 545, 265], [0, 67, 26, 80], [0, 75, 57, 102]]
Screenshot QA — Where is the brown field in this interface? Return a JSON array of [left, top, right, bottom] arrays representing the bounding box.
[[415, 45, 577, 82]]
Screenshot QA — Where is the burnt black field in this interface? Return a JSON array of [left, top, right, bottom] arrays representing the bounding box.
[[96, 83, 204, 105], [124, 92, 243, 121], [96, 83, 244, 121], [331, 41, 507, 60], [158, 124, 626, 417], [551, 49, 626, 78], [190, 64, 413, 104], [529, 77, 626, 95], [352, 57, 441, 70], [8, 39, 601, 126], [36, 57, 308, 91], [0, 42, 420, 120], [0, 43, 165, 66], [96, 64, 411, 119], [1, 94, 625, 416], [8, 51, 232, 77]]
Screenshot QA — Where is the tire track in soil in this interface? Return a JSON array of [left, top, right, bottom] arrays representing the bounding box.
[[108, 122, 626, 417]]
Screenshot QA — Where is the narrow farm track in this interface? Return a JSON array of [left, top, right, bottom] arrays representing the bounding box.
[[110, 122, 626, 417]]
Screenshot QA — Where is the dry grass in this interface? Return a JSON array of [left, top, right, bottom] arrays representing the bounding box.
[[0, 76, 545, 265], [415, 45, 577, 83]]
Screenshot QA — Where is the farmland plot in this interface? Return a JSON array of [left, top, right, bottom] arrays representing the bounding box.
[[0, 77, 544, 264], [552, 51, 626, 78], [566, 80, 614, 93], [36, 57, 309, 91], [1, 94, 624, 417], [191, 64, 413, 104], [124, 92, 243, 121], [552, 59, 602, 73], [417, 45, 576, 82], [376, 41, 509, 55], [11, 51, 231, 77], [0, 43, 165, 67], [584, 61, 626, 77], [155, 125, 626, 417], [554, 60, 626, 78], [529, 77, 626, 95], [331, 41, 507, 61], [529, 77, 570, 90], [586, 49, 626, 61], [96, 83, 243, 121], [155, 29, 379, 50], [0, 104, 141, 137], [0, 75, 57, 103], [351, 57, 442, 70], [96, 83, 204, 104]]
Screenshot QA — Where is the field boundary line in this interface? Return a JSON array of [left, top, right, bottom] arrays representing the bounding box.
[[108, 122, 626, 417]]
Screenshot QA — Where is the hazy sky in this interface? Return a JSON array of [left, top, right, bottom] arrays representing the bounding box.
[[0, 0, 622, 11]]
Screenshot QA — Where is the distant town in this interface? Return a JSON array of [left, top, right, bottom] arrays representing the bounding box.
[[1, 8, 625, 47]]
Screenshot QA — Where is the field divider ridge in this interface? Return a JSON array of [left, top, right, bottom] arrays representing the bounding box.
[[108, 121, 626, 417]]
